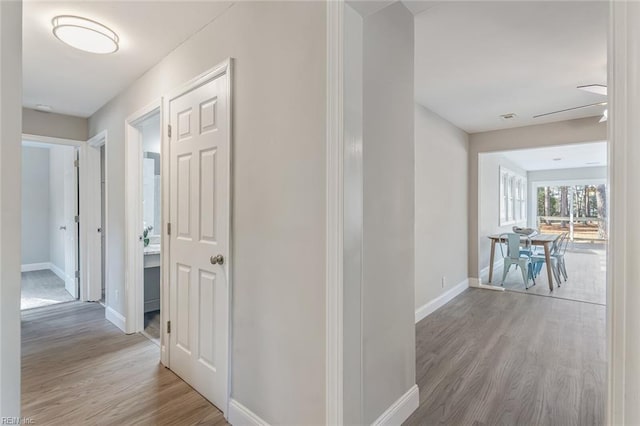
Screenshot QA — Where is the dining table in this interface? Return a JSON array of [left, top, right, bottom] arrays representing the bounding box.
[[487, 233, 561, 290]]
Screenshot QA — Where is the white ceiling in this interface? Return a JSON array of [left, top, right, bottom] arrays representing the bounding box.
[[414, 1, 608, 133], [23, 1, 233, 117], [499, 141, 607, 171]]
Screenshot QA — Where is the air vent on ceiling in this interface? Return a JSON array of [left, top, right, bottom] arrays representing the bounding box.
[[500, 113, 517, 121]]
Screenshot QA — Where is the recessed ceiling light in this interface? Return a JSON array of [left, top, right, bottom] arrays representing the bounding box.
[[52, 15, 119, 54], [35, 104, 53, 113], [553, 158, 563, 161]]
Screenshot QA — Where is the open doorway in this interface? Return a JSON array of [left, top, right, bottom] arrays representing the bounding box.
[[21, 140, 79, 310], [125, 109, 162, 345], [478, 141, 607, 306]]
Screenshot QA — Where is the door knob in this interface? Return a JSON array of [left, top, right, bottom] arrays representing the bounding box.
[[59, 226, 67, 231], [210, 254, 224, 265]]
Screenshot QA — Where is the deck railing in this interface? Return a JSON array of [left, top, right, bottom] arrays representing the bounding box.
[[536, 216, 607, 242]]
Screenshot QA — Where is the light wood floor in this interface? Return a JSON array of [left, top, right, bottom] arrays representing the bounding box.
[[405, 289, 606, 426], [22, 289, 605, 426], [22, 302, 228, 426]]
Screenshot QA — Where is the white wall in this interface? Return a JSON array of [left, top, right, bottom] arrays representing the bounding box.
[[141, 114, 160, 154], [362, 2, 416, 423], [477, 152, 527, 274], [21, 146, 50, 265], [343, 4, 364, 424], [414, 104, 469, 309], [88, 2, 326, 423], [0, 0, 22, 417], [468, 117, 606, 277], [48, 145, 73, 272], [23, 107, 87, 141]]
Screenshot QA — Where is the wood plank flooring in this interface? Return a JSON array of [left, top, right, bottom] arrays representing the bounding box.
[[405, 289, 606, 426], [22, 302, 228, 426], [22, 287, 605, 425]]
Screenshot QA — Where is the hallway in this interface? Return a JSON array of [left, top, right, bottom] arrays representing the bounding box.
[[21, 302, 227, 425], [406, 289, 605, 425]]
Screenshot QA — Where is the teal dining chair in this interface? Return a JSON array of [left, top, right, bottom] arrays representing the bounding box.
[[554, 232, 570, 281], [498, 233, 536, 289], [529, 233, 564, 287]]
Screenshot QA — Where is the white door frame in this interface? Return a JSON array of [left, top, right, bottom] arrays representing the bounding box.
[[124, 100, 162, 338], [163, 59, 233, 414], [326, 1, 344, 424], [21, 133, 90, 301], [86, 130, 108, 303]]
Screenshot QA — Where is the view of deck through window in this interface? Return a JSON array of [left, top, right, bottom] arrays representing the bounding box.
[[536, 184, 608, 242]]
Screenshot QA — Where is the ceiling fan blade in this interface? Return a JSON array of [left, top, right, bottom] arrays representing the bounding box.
[[599, 109, 608, 123], [578, 84, 607, 96], [533, 101, 608, 119]]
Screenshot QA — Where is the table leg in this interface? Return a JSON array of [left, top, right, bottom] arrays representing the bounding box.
[[488, 240, 496, 283], [544, 242, 554, 291]]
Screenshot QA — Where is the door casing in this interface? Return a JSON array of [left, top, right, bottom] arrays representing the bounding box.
[[124, 100, 163, 341]]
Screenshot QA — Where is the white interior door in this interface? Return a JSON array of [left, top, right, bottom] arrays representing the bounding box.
[[64, 149, 79, 298], [168, 69, 230, 410]]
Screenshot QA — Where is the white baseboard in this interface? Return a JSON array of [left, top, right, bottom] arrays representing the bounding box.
[[144, 299, 160, 313], [21, 262, 67, 283], [228, 399, 270, 426], [415, 279, 469, 323], [21, 262, 50, 272], [469, 278, 505, 292], [372, 384, 419, 426], [105, 306, 127, 333], [49, 263, 66, 281]]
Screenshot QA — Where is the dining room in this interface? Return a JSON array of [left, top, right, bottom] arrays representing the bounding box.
[[477, 142, 607, 306]]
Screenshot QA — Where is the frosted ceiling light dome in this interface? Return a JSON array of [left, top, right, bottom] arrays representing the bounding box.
[[52, 15, 119, 54]]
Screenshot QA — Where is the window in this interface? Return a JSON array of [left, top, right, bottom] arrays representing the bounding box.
[[499, 166, 527, 225]]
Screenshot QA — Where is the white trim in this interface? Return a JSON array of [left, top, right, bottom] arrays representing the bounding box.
[[468, 279, 506, 292], [415, 279, 469, 324], [326, 1, 344, 425], [87, 130, 107, 148], [160, 88, 170, 368], [607, 3, 640, 424], [371, 385, 419, 426], [86, 130, 107, 303], [20, 262, 50, 272], [228, 399, 270, 426], [48, 262, 65, 282], [22, 133, 83, 147], [164, 59, 233, 415], [105, 306, 126, 332], [124, 100, 162, 336]]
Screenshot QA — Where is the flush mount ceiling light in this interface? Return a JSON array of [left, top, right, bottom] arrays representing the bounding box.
[[52, 15, 119, 54]]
